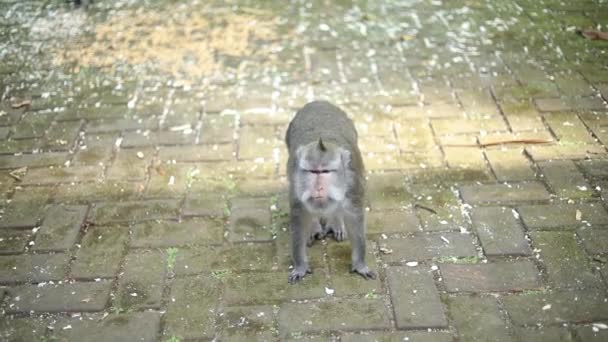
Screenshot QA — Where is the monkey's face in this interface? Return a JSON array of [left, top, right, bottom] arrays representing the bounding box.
[[294, 141, 349, 213]]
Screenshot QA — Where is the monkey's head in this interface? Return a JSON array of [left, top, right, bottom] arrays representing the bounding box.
[[294, 138, 350, 213]]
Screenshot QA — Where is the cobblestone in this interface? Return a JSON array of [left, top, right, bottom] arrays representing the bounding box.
[[387, 266, 448, 329], [530, 231, 602, 288], [381, 232, 477, 263], [460, 182, 551, 204], [503, 289, 608, 325], [48, 312, 161, 342], [440, 260, 541, 293], [518, 203, 608, 229], [447, 295, 510, 341], [471, 206, 531, 256], [5, 281, 112, 313]]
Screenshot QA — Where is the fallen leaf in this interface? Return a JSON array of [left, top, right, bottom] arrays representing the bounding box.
[[578, 29, 608, 40], [11, 100, 31, 109]]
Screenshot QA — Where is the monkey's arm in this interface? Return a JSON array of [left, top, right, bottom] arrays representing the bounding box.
[[288, 203, 313, 284], [344, 206, 376, 280]]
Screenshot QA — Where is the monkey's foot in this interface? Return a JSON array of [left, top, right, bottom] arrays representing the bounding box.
[[288, 267, 312, 284], [352, 265, 377, 280]]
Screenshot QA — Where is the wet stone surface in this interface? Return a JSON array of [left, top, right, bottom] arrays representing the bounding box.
[[1, 0, 608, 340]]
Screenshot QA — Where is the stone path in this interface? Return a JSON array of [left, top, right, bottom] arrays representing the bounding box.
[[1, 0, 608, 341]]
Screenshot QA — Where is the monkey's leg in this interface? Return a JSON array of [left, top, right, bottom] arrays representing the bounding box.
[[326, 214, 347, 242], [289, 206, 313, 283], [307, 219, 325, 247], [344, 208, 376, 280]]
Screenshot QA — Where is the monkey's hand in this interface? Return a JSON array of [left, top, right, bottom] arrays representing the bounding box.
[[288, 266, 312, 284], [352, 265, 377, 280]]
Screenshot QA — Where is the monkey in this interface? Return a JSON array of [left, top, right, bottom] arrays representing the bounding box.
[[285, 100, 376, 283]]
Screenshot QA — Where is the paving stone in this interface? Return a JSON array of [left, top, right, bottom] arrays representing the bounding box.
[[366, 209, 420, 235], [278, 297, 391, 335], [503, 289, 608, 325], [238, 125, 282, 160], [164, 275, 220, 340], [72, 132, 117, 166], [341, 331, 454, 342], [460, 182, 551, 204], [40, 120, 82, 151], [0, 152, 68, 169], [497, 99, 546, 131], [0, 253, 68, 284], [200, 114, 236, 144], [190, 160, 277, 180], [174, 243, 276, 276], [31, 204, 86, 253], [409, 183, 468, 232], [49, 312, 161, 342], [485, 148, 536, 181], [535, 97, 606, 112], [116, 249, 165, 310], [217, 305, 278, 340], [0, 187, 52, 229], [526, 144, 607, 161], [0, 230, 30, 254], [394, 118, 435, 151], [432, 117, 507, 136], [578, 159, 608, 179], [132, 217, 224, 248], [471, 206, 531, 256], [225, 271, 325, 305], [12, 112, 55, 139], [440, 261, 541, 292], [183, 193, 227, 217], [53, 181, 144, 203], [578, 229, 608, 255], [366, 172, 411, 210], [386, 266, 448, 329], [0, 317, 48, 342], [71, 225, 128, 279], [21, 165, 101, 185], [6, 280, 112, 313], [443, 147, 488, 171], [229, 198, 273, 242], [122, 129, 196, 147], [531, 231, 602, 288], [158, 143, 234, 162], [554, 72, 595, 97], [573, 325, 608, 341], [447, 295, 510, 341], [513, 327, 573, 342], [145, 162, 197, 198], [327, 241, 382, 296], [539, 160, 593, 199], [87, 116, 157, 133], [359, 135, 399, 154], [518, 203, 608, 229], [234, 178, 286, 197], [381, 232, 477, 263], [90, 199, 179, 224], [106, 147, 154, 181], [544, 112, 597, 145], [57, 105, 128, 121]]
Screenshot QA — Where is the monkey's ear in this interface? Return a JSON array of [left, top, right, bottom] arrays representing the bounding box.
[[340, 148, 351, 168], [317, 138, 327, 152]]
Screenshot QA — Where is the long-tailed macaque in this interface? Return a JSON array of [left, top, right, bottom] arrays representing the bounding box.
[[285, 101, 376, 283]]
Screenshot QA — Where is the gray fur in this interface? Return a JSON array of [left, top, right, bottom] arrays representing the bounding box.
[[285, 101, 376, 283]]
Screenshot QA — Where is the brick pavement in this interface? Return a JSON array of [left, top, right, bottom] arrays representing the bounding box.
[[1, 0, 608, 341]]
